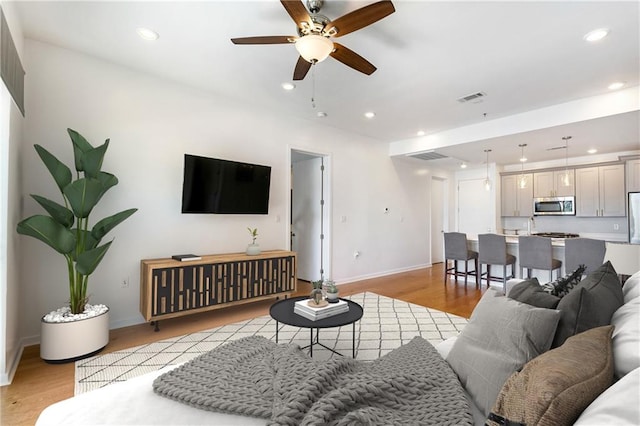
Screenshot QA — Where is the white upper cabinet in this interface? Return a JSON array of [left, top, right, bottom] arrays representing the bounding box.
[[626, 159, 640, 194], [575, 164, 626, 217], [533, 170, 575, 197], [501, 174, 534, 217]]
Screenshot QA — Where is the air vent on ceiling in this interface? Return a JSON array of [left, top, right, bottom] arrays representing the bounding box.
[[408, 151, 448, 161], [547, 145, 567, 151], [457, 91, 487, 103]]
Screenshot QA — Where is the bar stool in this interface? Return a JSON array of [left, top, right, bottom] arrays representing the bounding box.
[[478, 233, 516, 294], [518, 235, 562, 281], [444, 232, 479, 287], [564, 238, 606, 276]]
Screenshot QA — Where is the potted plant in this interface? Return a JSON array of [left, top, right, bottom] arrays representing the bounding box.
[[310, 279, 325, 305], [17, 128, 137, 362], [246, 227, 261, 255], [325, 280, 339, 303]]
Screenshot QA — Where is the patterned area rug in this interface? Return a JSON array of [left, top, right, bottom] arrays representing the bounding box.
[[75, 292, 468, 394]]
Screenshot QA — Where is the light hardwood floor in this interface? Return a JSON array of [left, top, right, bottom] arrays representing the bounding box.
[[1, 262, 486, 425]]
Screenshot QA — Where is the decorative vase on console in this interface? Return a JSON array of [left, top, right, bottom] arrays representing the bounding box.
[[246, 227, 261, 255]]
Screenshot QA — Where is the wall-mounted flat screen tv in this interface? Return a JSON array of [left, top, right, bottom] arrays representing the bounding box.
[[181, 154, 271, 214]]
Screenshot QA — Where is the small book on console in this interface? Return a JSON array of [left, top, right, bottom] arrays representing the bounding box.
[[171, 254, 202, 261]]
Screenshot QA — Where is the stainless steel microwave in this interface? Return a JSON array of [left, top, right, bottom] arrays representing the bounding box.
[[533, 196, 576, 216]]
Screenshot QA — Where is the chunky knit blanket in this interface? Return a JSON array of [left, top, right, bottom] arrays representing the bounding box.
[[153, 335, 472, 425]]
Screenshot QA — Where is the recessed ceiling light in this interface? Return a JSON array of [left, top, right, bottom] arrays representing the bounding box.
[[417, 130, 425, 136], [520, 156, 527, 162], [136, 27, 159, 41], [584, 28, 609, 42], [317, 111, 327, 118], [460, 163, 467, 169], [588, 148, 598, 154], [281, 82, 296, 91], [608, 81, 625, 90], [364, 111, 375, 119]]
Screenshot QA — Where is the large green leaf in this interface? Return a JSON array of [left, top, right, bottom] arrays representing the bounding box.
[[70, 228, 99, 258], [97, 171, 118, 192], [34, 145, 72, 193], [67, 128, 93, 172], [31, 195, 74, 228], [76, 241, 112, 275], [91, 208, 138, 242], [63, 178, 107, 218], [81, 139, 110, 179], [16, 215, 76, 254]]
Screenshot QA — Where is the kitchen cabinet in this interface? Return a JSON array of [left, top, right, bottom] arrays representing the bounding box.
[[533, 170, 575, 197], [575, 164, 625, 217], [501, 173, 534, 217], [627, 159, 640, 193]]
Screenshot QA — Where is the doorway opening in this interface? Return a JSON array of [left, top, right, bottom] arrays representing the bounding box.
[[289, 149, 331, 283], [430, 176, 447, 264]]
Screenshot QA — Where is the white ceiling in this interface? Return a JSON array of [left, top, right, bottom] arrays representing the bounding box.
[[12, 0, 640, 168]]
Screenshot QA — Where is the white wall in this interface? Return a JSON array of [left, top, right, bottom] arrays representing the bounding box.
[[0, 0, 25, 385], [18, 40, 433, 340]]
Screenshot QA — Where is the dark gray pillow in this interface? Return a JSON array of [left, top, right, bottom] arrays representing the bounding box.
[[446, 289, 561, 417], [509, 278, 561, 309], [552, 261, 623, 348]]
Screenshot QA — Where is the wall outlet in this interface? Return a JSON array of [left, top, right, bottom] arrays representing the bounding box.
[[614, 223, 620, 230], [121, 277, 129, 288]]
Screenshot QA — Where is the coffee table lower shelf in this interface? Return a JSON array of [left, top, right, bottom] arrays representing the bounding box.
[[269, 296, 364, 358]]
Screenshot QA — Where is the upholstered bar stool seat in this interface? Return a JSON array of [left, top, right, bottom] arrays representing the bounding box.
[[478, 233, 516, 294], [564, 237, 606, 276], [518, 235, 562, 281], [444, 232, 479, 287]]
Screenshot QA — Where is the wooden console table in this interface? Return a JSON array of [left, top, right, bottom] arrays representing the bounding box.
[[140, 250, 296, 330]]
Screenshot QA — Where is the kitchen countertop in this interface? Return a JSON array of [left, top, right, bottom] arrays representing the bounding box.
[[466, 234, 567, 247]]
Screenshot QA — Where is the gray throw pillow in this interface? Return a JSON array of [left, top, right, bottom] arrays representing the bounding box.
[[446, 289, 561, 417], [509, 278, 561, 309], [552, 261, 624, 348]]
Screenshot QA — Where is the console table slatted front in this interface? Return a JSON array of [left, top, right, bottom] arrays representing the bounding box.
[[140, 250, 296, 325]]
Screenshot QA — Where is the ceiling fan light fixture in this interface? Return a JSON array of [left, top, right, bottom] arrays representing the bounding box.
[[295, 34, 333, 63]]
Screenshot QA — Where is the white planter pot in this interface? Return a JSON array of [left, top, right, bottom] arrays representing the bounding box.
[[40, 308, 110, 363], [326, 292, 339, 302], [246, 244, 261, 255]]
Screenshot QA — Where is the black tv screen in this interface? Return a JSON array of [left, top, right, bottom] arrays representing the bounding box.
[[181, 154, 271, 214]]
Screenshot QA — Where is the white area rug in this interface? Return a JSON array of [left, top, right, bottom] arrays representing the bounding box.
[[75, 292, 468, 394]]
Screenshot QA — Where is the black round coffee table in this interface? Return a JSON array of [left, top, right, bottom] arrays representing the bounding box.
[[270, 296, 363, 357]]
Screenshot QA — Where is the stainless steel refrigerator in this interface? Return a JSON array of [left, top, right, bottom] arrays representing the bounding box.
[[629, 192, 640, 244]]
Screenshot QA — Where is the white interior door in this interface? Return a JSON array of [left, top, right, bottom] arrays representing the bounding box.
[[431, 177, 446, 263], [292, 157, 323, 281], [458, 178, 492, 234]]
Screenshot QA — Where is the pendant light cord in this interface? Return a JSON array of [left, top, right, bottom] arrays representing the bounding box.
[[311, 62, 316, 109]]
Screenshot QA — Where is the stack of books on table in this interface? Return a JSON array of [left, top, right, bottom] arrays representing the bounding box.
[[294, 299, 349, 321]]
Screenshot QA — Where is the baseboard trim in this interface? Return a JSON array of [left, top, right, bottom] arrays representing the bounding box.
[[336, 263, 431, 286], [0, 335, 32, 386]]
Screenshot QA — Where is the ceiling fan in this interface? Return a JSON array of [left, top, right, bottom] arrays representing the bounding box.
[[231, 0, 395, 81]]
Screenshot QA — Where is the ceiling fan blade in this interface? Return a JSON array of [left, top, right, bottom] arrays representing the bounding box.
[[293, 56, 312, 80], [330, 43, 377, 75], [325, 1, 395, 37], [280, 0, 312, 28], [231, 36, 295, 45]]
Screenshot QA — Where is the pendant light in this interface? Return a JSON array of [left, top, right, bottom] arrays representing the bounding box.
[[518, 143, 528, 189], [484, 149, 492, 191], [562, 136, 572, 187]]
